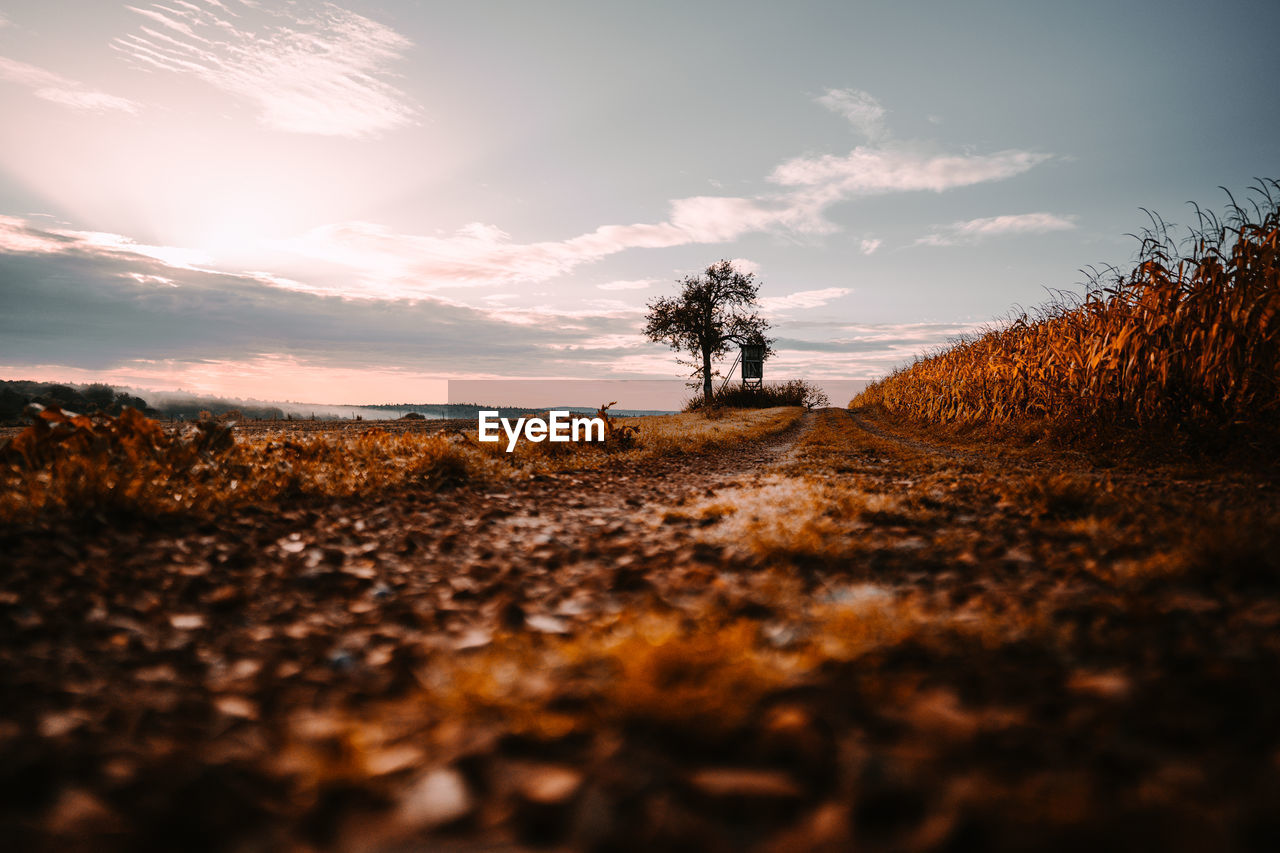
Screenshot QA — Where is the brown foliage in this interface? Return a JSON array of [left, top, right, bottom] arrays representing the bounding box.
[[2, 403, 230, 471], [596, 401, 639, 449], [0, 406, 492, 523]]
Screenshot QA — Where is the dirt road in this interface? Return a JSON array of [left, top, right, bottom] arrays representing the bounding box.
[[3, 408, 1279, 851]]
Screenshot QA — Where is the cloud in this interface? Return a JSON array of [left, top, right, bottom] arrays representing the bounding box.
[[0, 215, 647, 378], [786, 90, 1050, 203], [280, 151, 1048, 298], [276, 200, 811, 298], [597, 279, 656, 291], [0, 56, 140, 113], [251, 88, 1054, 298], [275, 205, 790, 297], [770, 144, 1051, 194], [768, 319, 989, 376], [112, 1, 417, 137], [0, 216, 995, 395], [667, 196, 797, 241], [0, 80, 1053, 312], [860, 237, 882, 255], [816, 88, 886, 141], [269, 89, 1055, 297], [729, 258, 761, 275], [0, 214, 209, 266], [759, 287, 851, 313], [915, 212, 1077, 246], [276, 220, 662, 296]]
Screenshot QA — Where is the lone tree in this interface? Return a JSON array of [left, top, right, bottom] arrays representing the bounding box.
[[644, 260, 774, 409]]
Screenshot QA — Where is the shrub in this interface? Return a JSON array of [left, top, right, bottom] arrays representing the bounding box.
[[685, 380, 829, 412]]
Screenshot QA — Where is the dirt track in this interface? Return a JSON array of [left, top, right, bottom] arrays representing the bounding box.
[[3, 408, 1280, 851]]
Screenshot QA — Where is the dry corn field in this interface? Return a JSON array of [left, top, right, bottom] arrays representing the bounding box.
[[855, 182, 1280, 446]]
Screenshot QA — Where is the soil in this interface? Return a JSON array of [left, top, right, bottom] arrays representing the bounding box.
[[2, 408, 1279, 851]]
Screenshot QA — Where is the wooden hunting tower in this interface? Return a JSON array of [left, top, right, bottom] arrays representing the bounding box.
[[740, 343, 764, 389]]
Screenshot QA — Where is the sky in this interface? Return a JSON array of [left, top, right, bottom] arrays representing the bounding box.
[[1, 0, 1278, 405]]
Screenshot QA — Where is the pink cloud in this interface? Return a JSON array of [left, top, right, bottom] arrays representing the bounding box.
[[668, 196, 785, 241], [597, 279, 657, 291], [0, 210, 1001, 397], [273, 192, 842, 299], [0, 215, 207, 266], [113, 1, 417, 137], [759, 287, 851, 313], [275, 207, 774, 297], [0, 56, 140, 114], [0, 356, 451, 407]]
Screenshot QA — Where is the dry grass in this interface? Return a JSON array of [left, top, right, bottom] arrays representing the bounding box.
[[631, 406, 802, 456], [0, 406, 498, 523], [478, 405, 804, 468], [0, 405, 804, 524], [855, 182, 1280, 447]]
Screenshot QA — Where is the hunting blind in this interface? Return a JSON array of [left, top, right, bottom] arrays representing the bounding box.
[[740, 343, 764, 388]]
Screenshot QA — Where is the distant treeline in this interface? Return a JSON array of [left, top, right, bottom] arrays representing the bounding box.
[[0, 381, 285, 424], [376, 404, 677, 418], [0, 381, 155, 424], [367, 403, 567, 419], [0, 382, 672, 426], [146, 395, 286, 422]]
